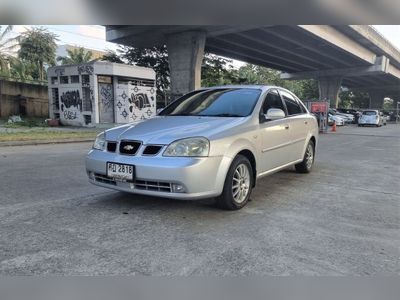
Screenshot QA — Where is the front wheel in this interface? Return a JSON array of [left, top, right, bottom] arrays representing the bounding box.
[[216, 155, 253, 210], [295, 140, 315, 173]]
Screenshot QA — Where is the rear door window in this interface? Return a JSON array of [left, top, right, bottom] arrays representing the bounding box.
[[280, 90, 302, 115]]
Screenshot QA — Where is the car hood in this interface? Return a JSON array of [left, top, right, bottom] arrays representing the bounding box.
[[105, 116, 248, 144]]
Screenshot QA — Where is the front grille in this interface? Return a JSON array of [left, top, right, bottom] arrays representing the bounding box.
[[94, 173, 116, 185], [107, 141, 117, 152], [142, 145, 163, 155], [119, 140, 141, 155], [134, 180, 172, 192]]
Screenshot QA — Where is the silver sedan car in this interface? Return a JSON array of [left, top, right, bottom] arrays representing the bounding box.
[[86, 86, 318, 210]]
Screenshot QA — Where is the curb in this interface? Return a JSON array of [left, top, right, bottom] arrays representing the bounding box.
[[0, 138, 94, 147]]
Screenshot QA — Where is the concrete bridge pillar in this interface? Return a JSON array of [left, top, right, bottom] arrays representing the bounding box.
[[368, 90, 385, 109], [166, 31, 206, 100], [318, 76, 342, 108]]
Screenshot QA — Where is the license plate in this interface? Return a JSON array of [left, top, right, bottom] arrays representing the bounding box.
[[106, 162, 135, 181]]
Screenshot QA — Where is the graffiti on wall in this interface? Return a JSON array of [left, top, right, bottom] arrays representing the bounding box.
[[115, 85, 156, 123], [77, 65, 94, 75], [60, 90, 82, 110], [99, 84, 113, 112], [54, 68, 65, 76], [60, 90, 82, 121]]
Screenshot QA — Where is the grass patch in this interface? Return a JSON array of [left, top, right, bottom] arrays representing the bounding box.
[[0, 130, 97, 142], [3, 118, 48, 128]]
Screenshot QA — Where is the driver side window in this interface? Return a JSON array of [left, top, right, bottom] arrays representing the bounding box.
[[261, 89, 286, 115]]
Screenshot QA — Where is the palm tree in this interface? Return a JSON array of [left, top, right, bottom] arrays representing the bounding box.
[[18, 27, 58, 81], [10, 59, 34, 81], [0, 25, 21, 76], [57, 47, 93, 65]]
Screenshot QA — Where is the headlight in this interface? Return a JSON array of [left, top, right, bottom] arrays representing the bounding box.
[[93, 132, 106, 150], [163, 137, 209, 157]]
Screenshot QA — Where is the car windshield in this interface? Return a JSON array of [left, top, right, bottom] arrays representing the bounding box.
[[363, 111, 377, 115], [159, 88, 261, 117]]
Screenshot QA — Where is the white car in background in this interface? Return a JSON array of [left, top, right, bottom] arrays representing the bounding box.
[[336, 113, 354, 123], [328, 113, 345, 126], [358, 110, 386, 127], [329, 109, 354, 123]]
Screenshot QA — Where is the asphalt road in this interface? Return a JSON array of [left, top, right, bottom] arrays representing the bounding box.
[[0, 124, 399, 275]]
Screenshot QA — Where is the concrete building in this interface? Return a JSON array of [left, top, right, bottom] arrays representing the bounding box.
[[47, 61, 156, 126]]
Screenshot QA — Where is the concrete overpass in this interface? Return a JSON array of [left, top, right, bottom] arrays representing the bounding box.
[[105, 25, 400, 108]]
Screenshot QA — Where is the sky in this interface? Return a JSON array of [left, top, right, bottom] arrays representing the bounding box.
[[10, 25, 400, 65]]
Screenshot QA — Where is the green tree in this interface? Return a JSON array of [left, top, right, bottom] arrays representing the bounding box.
[[0, 25, 21, 76], [339, 90, 370, 108], [298, 79, 319, 101], [9, 59, 35, 81], [18, 27, 58, 81], [121, 45, 170, 95], [57, 47, 93, 65], [237, 64, 281, 85], [201, 54, 239, 86], [101, 50, 124, 63], [237, 64, 319, 101]]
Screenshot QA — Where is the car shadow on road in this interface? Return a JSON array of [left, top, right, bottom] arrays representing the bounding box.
[[88, 167, 302, 215]]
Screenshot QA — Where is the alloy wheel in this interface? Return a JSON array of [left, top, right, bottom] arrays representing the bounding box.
[[232, 163, 250, 204], [306, 144, 314, 170]]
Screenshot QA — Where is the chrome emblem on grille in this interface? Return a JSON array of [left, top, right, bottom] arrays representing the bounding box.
[[123, 145, 134, 151]]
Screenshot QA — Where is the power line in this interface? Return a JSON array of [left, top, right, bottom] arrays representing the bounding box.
[[45, 26, 109, 42]]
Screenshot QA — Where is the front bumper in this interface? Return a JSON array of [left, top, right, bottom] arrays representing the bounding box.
[[85, 149, 232, 200]]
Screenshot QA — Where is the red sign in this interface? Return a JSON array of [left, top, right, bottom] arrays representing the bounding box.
[[310, 102, 328, 113]]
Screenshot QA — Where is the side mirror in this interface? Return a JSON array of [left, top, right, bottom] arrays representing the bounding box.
[[261, 108, 285, 122], [156, 108, 164, 115]]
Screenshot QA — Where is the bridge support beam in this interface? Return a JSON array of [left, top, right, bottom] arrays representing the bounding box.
[[368, 90, 385, 109], [166, 31, 206, 100], [318, 76, 342, 108]]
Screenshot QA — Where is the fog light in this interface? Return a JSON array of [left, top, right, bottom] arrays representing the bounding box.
[[88, 171, 95, 180], [171, 184, 185, 193]]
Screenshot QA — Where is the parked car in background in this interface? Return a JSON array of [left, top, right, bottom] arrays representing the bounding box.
[[381, 110, 398, 122], [329, 109, 354, 124], [337, 108, 361, 123], [358, 110, 386, 127], [86, 85, 319, 210], [328, 113, 345, 126]]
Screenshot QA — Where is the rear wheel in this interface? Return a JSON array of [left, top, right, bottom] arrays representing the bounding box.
[[216, 155, 253, 210], [295, 140, 315, 173]]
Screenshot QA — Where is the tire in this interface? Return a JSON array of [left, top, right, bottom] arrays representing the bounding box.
[[216, 155, 253, 210], [295, 140, 315, 174]]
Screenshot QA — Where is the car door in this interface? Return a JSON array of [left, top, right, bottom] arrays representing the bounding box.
[[258, 89, 292, 172], [279, 89, 310, 161]]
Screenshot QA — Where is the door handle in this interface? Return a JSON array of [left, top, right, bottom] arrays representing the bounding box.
[[304, 121, 308, 125], [284, 124, 290, 130]]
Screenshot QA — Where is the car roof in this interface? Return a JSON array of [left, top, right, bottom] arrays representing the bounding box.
[[200, 85, 283, 93]]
